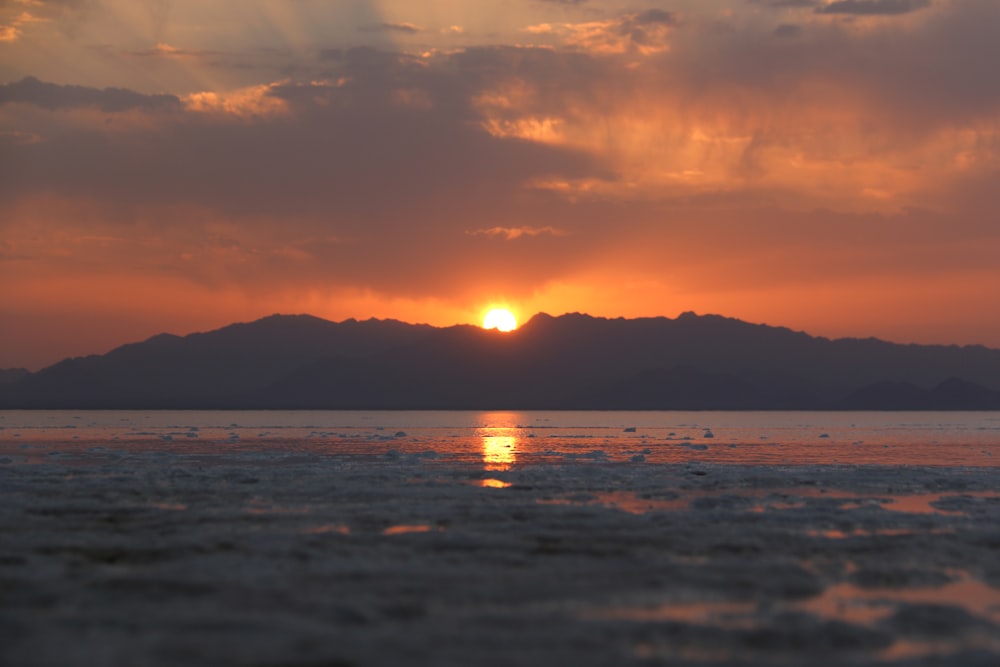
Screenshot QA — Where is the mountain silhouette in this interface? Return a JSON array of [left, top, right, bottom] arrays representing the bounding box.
[[836, 377, 1000, 411], [0, 368, 29, 384], [2, 315, 431, 408], [2, 312, 1000, 409]]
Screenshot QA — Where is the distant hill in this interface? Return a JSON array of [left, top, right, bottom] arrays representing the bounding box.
[[2, 312, 1000, 409]]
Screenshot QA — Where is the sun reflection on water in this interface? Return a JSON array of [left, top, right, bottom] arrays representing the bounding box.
[[478, 478, 513, 488], [481, 433, 518, 471]]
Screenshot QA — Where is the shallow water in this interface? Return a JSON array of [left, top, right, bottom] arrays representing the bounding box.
[[2, 410, 999, 466], [2, 411, 999, 666]]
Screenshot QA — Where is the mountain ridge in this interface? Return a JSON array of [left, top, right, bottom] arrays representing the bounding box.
[[2, 312, 1000, 409]]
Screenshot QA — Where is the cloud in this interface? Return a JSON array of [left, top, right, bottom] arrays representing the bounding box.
[[764, 0, 820, 7], [815, 0, 931, 16], [129, 42, 223, 59], [632, 10, 676, 26], [772, 23, 802, 37], [183, 82, 289, 119], [0, 6, 46, 41], [0, 1, 91, 7], [0, 0, 86, 11], [0, 0, 92, 29], [0, 23, 19, 41], [530, 9, 678, 56], [6, 0, 1000, 230], [466, 226, 568, 240], [358, 22, 423, 34], [4, 0, 1000, 364], [0, 51, 611, 229], [0, 76, 181, 112]]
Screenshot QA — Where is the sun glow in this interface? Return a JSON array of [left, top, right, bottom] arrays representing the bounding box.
[[483, 308, 517, 332]]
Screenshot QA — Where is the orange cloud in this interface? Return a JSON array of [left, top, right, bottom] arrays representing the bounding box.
[[0, 10, 45, 42], [183, 83, 290, 119], [0, 23, 20, 41], [466, 226, 568, 240]]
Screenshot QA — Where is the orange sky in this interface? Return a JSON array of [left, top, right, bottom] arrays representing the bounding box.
[[2, 0, 1000, 370]]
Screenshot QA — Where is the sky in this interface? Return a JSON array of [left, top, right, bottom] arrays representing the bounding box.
[[2, 0, 1000, 370]]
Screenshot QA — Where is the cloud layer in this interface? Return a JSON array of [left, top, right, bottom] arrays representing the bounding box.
[[2, 0, 999, 368]]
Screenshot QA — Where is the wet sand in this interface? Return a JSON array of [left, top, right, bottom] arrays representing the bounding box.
[[2, 435, 999, 667]]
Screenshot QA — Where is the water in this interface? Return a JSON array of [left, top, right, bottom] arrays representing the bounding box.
[[2, 410, 999, 466], [3, 410, 999, 666]]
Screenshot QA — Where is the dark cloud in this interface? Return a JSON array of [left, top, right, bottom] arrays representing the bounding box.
[[357, 22, 423, 34], [766, 0, 819, 7], [129, 45, 224, 59], [772, 23, 802, 37], [669, 0, 1000, 129], [745, 0, 818, 8], [0, 52, 611, 223], [816, 0, 931, 16], [0, 76, 181, 112], [632, 9, 676, 25], [318, 48, 345, 61], [606, 9, 677, 49], [633, 9, 677, 26]]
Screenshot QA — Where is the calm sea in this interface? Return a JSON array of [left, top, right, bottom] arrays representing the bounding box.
[[2, 410, 998, 467]]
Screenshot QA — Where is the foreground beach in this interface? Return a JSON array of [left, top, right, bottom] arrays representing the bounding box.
[[2, 412, 999, 666]]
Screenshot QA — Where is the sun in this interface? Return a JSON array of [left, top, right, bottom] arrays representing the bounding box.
[[483, 308, 517, 332]]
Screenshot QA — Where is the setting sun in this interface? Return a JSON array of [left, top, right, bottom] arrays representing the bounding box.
[[483, 308, 518, 332]]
